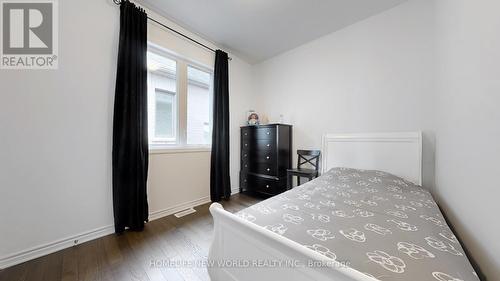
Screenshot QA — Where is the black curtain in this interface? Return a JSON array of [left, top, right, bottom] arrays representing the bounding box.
[[210, 50, 231, 202], [112, 1, 149, 234]]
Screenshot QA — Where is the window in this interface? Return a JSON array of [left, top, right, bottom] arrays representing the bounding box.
[[147, 45, 213, 149], [187, 66, 212, 145], [147, 51, 177, 145]]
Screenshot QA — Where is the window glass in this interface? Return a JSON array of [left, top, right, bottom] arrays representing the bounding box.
[[155, 89, 175, 139], [147, 51, 177, 145], [187, 66, 212, 145]]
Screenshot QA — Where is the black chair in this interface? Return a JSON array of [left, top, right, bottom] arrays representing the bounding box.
[[287, 150, 321, 189]]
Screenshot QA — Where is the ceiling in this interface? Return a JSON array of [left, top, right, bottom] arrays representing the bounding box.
[[140, 0, 407, 64]]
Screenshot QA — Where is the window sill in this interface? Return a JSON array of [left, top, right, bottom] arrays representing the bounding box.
[[149, 146, 211, 155]]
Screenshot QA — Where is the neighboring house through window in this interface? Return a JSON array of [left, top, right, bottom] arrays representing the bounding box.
[[147, 44, 213, 149]]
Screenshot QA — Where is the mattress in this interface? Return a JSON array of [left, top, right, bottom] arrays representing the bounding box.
[[237, 167, 479, 281]]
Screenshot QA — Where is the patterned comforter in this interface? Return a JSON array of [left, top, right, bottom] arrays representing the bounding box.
[[237, 167, 479, 281]]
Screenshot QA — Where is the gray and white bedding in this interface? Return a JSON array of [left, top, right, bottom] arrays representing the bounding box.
[[237, 167, 479, 281]]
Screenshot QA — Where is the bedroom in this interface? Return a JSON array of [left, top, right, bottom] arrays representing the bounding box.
[[0, 0, 499, 280]]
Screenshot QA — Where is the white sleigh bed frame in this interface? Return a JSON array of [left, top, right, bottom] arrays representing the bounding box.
[[208, 132, 423, 281]]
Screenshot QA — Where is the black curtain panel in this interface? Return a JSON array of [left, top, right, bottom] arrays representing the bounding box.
[[210, 50, 231, 202], [112, 1, 149, 234]]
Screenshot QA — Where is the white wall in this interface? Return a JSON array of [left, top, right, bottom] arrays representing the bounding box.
[[253, 0, 437, 189], [434, 0, 500, 279], [0, 0, 253, 268], [0, 0, 118, 266], [252, 0, 500, 278], [146, 7, 254, 220]]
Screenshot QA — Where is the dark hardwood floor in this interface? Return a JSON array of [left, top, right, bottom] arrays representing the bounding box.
[[0, 193, 261, 281]]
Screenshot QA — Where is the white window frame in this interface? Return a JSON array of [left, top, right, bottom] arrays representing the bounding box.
[[147, 43, 214, 152]]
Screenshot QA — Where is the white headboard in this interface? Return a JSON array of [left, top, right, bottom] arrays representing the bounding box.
[[322, 132, 422, 185]]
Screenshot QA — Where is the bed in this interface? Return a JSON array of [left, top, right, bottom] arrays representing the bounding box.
[[207, 132, 479, 281]]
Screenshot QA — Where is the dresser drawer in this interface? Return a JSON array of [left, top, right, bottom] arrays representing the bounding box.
[[253, 162, 277, 176], [255, 139, 275, 151], [241, 158, 250, 171], [249, 175, 280, 195], [241, 140, 251, 151], [242, 139, 275, 152], [251, 151, 276, 163], [241, 150, 250, 161], [241, 128, 253, 139], [240, 172, 249, 191], [255, 127, 276, 139], [241, 159, 276, 176]]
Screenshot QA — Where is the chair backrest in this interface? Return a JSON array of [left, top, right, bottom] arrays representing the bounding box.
[[297, 150, 321, 171]]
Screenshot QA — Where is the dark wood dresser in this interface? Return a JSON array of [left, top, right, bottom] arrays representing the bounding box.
[[240, 124, 292, 197]]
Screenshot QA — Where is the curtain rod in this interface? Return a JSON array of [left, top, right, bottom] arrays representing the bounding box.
[[113, 0, 232, 61]]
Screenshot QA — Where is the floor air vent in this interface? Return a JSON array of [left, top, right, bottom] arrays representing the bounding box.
[[174, 208, 196, 218]]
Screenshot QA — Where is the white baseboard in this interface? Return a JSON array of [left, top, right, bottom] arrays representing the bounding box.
[[0, 225, 114, 270], [0, 193, 226, 270], [149, 196, 211, 221], [149, 188, 240, 221]]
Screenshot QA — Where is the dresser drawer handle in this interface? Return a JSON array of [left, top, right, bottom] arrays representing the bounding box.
[[244, 164, 248, 168], [244, 143, 248, 146], [266, 168, 270, 172], [266, 132, 270, 135], [244, 154, 247, 157], [266, 185, 270, 188], [266, 156, 270, 160], [266, 144, 270, 147], [244, 132, 248, 136]]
